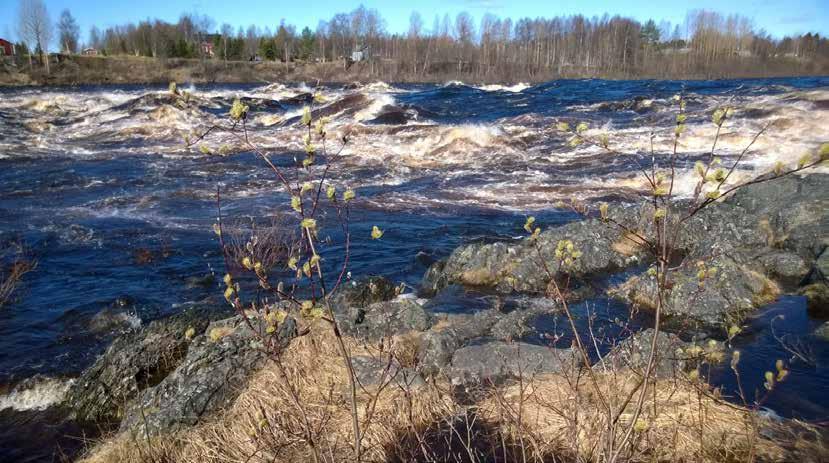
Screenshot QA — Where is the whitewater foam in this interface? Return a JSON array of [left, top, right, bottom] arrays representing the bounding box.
[[477, 83, 531, 93], [2, 83, 827, 209], [354, 93, 397, 122], [0, 377, 74, 412]]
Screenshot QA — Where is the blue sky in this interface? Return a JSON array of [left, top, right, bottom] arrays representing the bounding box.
[[2, 0, 827, 48]]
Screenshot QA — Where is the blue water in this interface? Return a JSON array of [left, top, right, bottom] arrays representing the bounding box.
[[1, 77, 828, 461]]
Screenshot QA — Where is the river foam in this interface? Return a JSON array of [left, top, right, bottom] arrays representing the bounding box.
[[0, 377, 74, 412]]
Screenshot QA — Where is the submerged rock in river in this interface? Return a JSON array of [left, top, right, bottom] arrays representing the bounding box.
[[614, 174, 827, 331], [422, 211, 646, 297], [425, 174, 828, 331]]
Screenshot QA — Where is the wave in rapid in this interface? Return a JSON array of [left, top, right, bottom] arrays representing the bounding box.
[[477, 83, 531, 93], [2, 82, 827, 210], [0, 377, 74, 412]]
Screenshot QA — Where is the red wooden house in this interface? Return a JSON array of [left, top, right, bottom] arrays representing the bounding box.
[[0, 39, 15, 56]]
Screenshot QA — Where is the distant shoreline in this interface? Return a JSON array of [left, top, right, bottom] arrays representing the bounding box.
[[2, 55, 828, 87]]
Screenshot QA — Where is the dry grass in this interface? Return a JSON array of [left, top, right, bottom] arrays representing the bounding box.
[[460, 268, 502, 287], [78, 324, 822, 463], [611, 232, 648, 257], [745, 268, 781, 306], [0, 243, 36, 309], [81, 327, 452, 463], [478, 372, 793, 463]]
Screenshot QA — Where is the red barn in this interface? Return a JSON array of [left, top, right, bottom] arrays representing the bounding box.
[[0, 39, 15, 56]]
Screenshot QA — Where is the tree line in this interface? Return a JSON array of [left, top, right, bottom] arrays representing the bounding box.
[[12, 0, 829, 79]]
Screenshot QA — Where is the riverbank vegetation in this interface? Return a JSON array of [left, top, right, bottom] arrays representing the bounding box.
[[4, 4, 829, 86], [80, 328, 826, 463]]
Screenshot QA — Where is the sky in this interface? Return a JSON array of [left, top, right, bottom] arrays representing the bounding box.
[[2, 0, 828, 48]]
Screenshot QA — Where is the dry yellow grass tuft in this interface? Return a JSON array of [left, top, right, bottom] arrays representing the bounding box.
[[611, 232, 648, 256], [478, 373, 794, 462], [745, 268, 781, 306], [207, 326, 235, 342], [81, 328, 452, 462]]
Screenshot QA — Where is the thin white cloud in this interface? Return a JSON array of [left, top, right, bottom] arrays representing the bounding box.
[[459, 0, 504, 9]]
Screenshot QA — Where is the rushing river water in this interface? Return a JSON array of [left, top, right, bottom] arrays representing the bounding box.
[[1, 77, 828, 461]]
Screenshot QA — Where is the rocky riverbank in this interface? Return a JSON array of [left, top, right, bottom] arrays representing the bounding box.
[[68, 173, 827, 460]]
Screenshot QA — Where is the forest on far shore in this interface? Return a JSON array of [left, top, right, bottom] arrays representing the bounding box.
[[6, 3, 829, 83]]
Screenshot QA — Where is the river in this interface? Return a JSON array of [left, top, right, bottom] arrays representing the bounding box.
[[1, 77, 828, 461]]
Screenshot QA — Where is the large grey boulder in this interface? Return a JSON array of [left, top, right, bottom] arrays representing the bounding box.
[[757, 251, 811, 284], [351, 355, 425, 389], [612, 174, 828, 330], [721, 174, 828, 260], [118, 314, 296, 437], [449, 341, 578, 386], [415, 295, 561, 376], [339, 297, 433, 341], [416, 310, 501, 376], [64, 305, 229, 423], [422, 213, 645, 296], [612, 255, 779, 330], [425, 175, 827, 333], [597, 328, 691, 378]]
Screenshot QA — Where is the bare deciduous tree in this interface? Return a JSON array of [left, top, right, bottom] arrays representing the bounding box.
[[89, 25, 102, 50], [39, 5, 829, 80], [58, 9, 79, 54], [17, 0, 53, 74]]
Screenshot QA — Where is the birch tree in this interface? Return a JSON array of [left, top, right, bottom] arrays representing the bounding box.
[[18, 0, 53, 74], [58, 9, 79, 54]]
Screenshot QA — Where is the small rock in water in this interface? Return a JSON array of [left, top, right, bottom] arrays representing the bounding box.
[[415, 250, 436, 266], [334, 275, 399, 309], [814, 321, 829, 341], [800, 283, 829, 317], [87, 307, 141, 334], [133, 248, 156, 265], [184, 274, 216, 289]]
